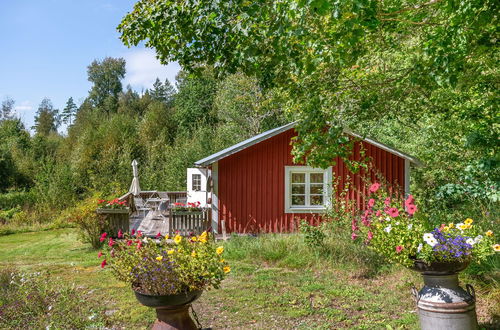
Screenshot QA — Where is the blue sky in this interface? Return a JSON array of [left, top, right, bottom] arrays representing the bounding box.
[[0, 0, 180, 132]]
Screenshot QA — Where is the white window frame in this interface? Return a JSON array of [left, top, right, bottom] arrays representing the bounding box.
[[284, 166, 332, 213], [192, 174, 202, 191]]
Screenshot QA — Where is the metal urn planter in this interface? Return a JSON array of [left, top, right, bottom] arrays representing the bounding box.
[[96, 208, 130, 238], [411, 260, 478, 330], [134, 289, 202, 330]]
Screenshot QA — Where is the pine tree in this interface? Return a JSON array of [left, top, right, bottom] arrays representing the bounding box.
[[33, 98, 60, 136], [61, 97, 77, 126], [1, 97, 15, 121]]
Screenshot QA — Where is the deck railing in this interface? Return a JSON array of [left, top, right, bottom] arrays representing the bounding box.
[[168, 209, 211, 236]]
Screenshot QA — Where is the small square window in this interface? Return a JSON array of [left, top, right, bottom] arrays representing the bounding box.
[[192, 174, 201, 191], [285, 166, 332, 213]]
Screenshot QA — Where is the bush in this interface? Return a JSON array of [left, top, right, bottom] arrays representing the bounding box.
[[0, 268, 108, 329], [300, 220, 326, 250], [68, 196, 110, 249], [0, 191, 34, 209]]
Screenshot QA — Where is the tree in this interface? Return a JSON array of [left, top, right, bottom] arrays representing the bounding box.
[[61, 97, 78, 126], [118, 0, 498, 167], [1, 97, 15, 121], [87, 57, 126, 109], [150, 78, 175, 106], [33, 98, 60, 136]]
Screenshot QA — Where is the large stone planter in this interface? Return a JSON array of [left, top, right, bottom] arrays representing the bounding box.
[[411, 260, 478, 330], [134, 289, 202, 330], [96, 208, 130, 237]]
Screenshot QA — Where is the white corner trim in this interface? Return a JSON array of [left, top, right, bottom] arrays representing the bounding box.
[[404, 159, 410, 196], [284, 166, 332, 213]]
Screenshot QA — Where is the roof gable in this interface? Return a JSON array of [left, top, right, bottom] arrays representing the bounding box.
[[194, 122, 422, 167]]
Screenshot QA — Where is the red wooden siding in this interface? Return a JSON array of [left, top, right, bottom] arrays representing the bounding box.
[[217, 129, 406, 233]]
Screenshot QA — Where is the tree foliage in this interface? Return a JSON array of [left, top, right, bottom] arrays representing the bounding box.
[[87, 57, 126, 109]]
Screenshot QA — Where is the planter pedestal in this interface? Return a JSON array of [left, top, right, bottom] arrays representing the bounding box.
[[411, 260, 478, 330]]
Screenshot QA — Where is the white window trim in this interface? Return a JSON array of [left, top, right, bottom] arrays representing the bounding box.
[[192, 174, 201, 191], [284, 166, 332, 213]]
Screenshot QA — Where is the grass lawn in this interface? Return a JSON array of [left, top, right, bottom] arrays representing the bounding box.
[[0, 229, 498, 329]]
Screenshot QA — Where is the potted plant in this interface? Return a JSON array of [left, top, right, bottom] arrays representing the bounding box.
[[98, 230, 230, 329], [354, 182, 498, 330], [96, 198, 130, 237], [171, 201, 204, 214]]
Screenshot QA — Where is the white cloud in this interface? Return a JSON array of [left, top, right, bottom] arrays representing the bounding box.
[[123, 49, 181, 91], [14, 101, 33, 112]]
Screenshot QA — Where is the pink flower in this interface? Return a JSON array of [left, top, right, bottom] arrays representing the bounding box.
[[101, 259, 107, 268], [108, 238, 115, 247], [110, 249, 115, 258], [127, 240, 132, 246], [375, 210, 382, 217], [98, 251, 103, 258], [406, 204, 417, 215], [384, 197, 391, 206], [367, 231, 373, 240], [137, 241, 143, 249], [386, 207, 399, 218], [351, 224, 359, 232], [368, 199, 375, 207], [364, 209, 371, 217], [155, 232, 162, 239], [395, 245, 404, 253], [405, 195, 414, 207], [131, 229, 136, 236], [117, 229, 123, 239], [99, 233, 107, 242], [361, 217, 370, 227], [137, 230, 143, 238], [369, 183, 380, 193], [351, 232, 358, 240]]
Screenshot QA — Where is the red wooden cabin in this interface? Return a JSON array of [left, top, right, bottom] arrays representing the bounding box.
[[194, 122, 421, 233]]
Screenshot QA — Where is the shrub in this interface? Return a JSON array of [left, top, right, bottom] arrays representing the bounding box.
[[69, 196, 110, 249], [0, 191, 34, 209], [0, 268, 108, 329], [300, 220, 326, 250]]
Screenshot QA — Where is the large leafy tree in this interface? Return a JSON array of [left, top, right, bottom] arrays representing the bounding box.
[[118, 0, 498, 168], [87, 57, 126, 110], [33, 98, 60, 136]]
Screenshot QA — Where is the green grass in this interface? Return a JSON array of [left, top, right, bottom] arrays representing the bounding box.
[[0, 229, 498, 329]]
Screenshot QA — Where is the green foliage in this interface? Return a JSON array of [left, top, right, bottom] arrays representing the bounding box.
[[87, 57, 126, 108], [70, 196, 109, 249], [61, 96, 78, 126], [0, 191, 34, 210], [0, 268, 108, 328], [300, 220, 326, 250], [33, 98, 60, 136]]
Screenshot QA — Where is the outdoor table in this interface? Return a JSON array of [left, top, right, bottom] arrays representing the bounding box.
[[146, 198, 169, 218]]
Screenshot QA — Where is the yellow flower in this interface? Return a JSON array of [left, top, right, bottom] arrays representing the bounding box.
[[191, 251, 197, 257], [448, 223, 455, 228], [199, 231, 208, 243], [191, 236, 198, 242], [164, 234, 169, 240], [486, 230, 493, 237], [220, 259, 225, 263], [216, 246, 224, 255], [223, 266, 231, 273], [156, 255, 163, 261], [167, 249, 175, 255], [174, 235, 182, 244], [464, 218, 473, 225], [457, 224, 467, 230], [443, 226, 450, 232], [493, 244, 500, 252]]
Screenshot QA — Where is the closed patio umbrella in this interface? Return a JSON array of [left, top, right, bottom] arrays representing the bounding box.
[[129, 159, 141, 196]]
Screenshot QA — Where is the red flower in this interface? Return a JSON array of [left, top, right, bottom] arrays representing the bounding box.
[[367, 231, 373, 240], [351, 232, 358, 240], [127, 240, 132, 246], [395, 245, 404, 253], [386, 208, 399, 218], [137, 241, 143, 249], [98, 199, 105, 204], [406, 204, 417, 215], [137, 231, 143, 238], [131, 229, 136, 236], [117, 229, 123, 239], [369, 183, 380, 193], [351, 223, 359, 232], [108, 238, 115, 247], [155, 232, 162, 239], [368, 199, 375, 208], [405, 195, 414, 207], [98, 251, 103, 258], [101, 259, 107, 268], [196, 201, 201, 206], [375, 210, 382, 217], [99, 233, 107, 242]]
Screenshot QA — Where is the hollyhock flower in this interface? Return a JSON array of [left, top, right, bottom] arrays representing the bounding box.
[[137, 230, 143, 238], [117, 229, 123, 239], [369, 183, 380, 193], [108, 238, 115, 247], [375, 210, 382, 217], [368, 198, 375, 208], [395, 245, 404, 253], [110, 249, 115, 258], [156, 232, 162, 239], [361, 217, 370, 227], [131, 229, 136, 236], [364, 209, 371, 217], [127, 240, 132, 246], [406, 204, 417, 215], [99, 233, 107, 242], [367, 231, 373, 240], [98, 251, 103, 258], [137, 241, 143, 249], [384, 197, 391, 206], [351, 232, 358, 240], [405, 195, 414, 207], [352, 224, 359, 232], [387, 208, 399, 217], [101, 259, 107, 268]]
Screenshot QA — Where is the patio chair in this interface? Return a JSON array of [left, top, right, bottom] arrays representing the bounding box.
[[158, 200, 170, 223], [158, 192, 169, 200], [134, 197, 150, 217]]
